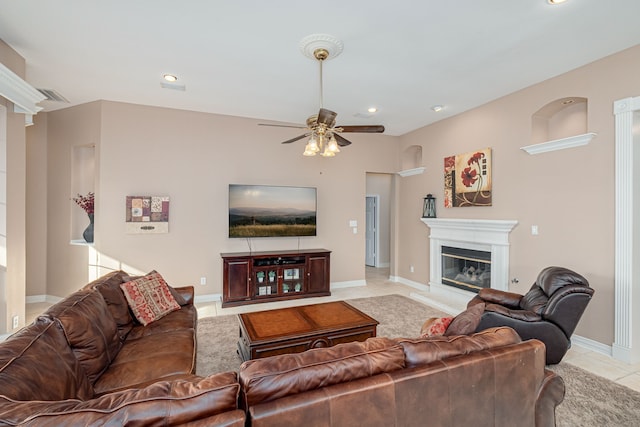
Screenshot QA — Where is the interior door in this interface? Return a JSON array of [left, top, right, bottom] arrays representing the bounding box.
[[365, 196, 377, 267]]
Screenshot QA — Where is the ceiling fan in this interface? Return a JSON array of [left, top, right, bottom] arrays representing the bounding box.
[[260, 34, 385, 157]]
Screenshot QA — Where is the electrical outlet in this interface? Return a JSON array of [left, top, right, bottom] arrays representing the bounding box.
[[12, 315, 18, 329], [410, 265, 414, 273], [200, 277, 207, 285]]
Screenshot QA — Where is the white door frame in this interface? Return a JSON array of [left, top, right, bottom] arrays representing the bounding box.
[[365, 195, 380, 267]]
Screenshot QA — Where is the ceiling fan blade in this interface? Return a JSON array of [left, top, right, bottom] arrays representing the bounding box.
[[259, 123, 306, 129], [281, 133, 311, 144], [338, 125, 385, 133], [317, 108, 338, 127], [334, 133, 352, 147]]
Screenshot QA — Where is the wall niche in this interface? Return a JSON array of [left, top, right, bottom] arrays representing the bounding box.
[[522, 97, 596, 155], [397, 145, 425, 177]]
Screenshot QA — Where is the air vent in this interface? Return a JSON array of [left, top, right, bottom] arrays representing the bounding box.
[[36, 88, 70, 103], [160, 81, 186, 91]]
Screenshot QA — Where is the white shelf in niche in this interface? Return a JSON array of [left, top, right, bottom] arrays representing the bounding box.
[[70, 239, 93, 246], [397, 167, 425, 177], [521, 132, 597, 155]]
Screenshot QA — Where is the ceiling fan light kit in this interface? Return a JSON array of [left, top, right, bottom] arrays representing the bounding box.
[[261, 33, 385, 157]]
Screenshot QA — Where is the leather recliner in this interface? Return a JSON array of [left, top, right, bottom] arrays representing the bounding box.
[[467, 266, 594, 364]]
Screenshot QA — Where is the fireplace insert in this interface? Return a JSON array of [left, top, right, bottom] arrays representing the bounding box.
[[441, 246, 491, 293]]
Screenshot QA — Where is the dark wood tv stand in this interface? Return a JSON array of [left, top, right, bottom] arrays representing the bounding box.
[[221, 249, 331, 307]]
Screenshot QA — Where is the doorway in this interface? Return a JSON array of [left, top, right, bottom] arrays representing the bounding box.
[[365, 195, 378, 267], [365, 173, 392, 271]]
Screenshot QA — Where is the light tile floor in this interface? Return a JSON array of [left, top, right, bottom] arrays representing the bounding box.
[[24, 267, 640, 393]]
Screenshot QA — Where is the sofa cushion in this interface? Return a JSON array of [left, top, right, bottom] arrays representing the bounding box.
[[444, 302, 485, 336], [125, 305, 197, 341], [0, 320, 93, 401], [55, 290, 123, 384], [83, 270, 134, 340], [94, 329, 196, 395], [0, 372, 242, 426], [537, 266, 589, 296], [397, 326, 521, 367], [120, 272, 181, 326], [520, 285, 549, 314], [239, 337, 405, 407]]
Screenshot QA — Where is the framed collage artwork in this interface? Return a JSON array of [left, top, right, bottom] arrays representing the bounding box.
[[125, 196, 170, 234]]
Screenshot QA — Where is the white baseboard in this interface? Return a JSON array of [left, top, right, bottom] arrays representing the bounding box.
[[389, 276, 429, 292], [194, 293, 222, 303], [572, 334, 612, 357], [26, 295, 63, 304], [331, 280, 367, 289]]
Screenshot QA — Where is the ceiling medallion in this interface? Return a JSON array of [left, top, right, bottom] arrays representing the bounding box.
[[299, 34, 344, 61]]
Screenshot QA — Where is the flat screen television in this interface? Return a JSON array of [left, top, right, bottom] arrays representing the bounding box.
[[228, 184, 317, 238]]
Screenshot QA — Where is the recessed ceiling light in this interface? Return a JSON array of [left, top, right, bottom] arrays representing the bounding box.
[[367, 107, 378, 113], [547, 0, 567, 5], [431, 105, 444, 112], [163, 74, 178, 82]]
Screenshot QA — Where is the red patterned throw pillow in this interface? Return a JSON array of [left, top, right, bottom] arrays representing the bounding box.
[[120, 272, 180, 326], [419, 316, 454, 338]]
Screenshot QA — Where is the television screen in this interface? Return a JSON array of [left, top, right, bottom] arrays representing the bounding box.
[[229, 184, 317, 238]]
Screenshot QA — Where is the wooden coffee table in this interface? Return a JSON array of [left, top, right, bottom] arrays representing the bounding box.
[[237, 301, 378, 361]]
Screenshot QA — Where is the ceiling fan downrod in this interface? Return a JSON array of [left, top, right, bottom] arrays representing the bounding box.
[[314, 48, 329, 109]]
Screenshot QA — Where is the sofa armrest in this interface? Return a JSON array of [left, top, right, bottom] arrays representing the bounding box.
[[477, 288, 523, 308], [535, 369, 565, 427], [174, 286, 195, 306], [0, 373, 240, 426]]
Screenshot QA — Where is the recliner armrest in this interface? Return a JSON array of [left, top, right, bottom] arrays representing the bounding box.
[[478, 288, 523, 308], [485, 303, 542, 322]]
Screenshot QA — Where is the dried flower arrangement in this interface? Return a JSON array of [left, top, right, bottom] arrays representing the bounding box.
[[72, 192, 95, 215]]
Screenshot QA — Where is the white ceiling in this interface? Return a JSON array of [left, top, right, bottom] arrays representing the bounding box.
[[1, 0, 640, 136]]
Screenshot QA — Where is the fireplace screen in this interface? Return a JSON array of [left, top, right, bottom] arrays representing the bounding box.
[[441, 246, 491, 293]]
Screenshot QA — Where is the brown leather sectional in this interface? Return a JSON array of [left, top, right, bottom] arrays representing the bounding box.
[[0, 271, 564, 426], [240, 327, 565, 427], [0, 271, 246, 426]]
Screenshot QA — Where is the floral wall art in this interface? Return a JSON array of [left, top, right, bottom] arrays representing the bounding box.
[[444, 148, 492, 207], [126, 196, 170, 234]]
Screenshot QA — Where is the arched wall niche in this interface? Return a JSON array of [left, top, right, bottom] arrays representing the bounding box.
[[397, 145, 425, 177], [531, 97, 588, 145]]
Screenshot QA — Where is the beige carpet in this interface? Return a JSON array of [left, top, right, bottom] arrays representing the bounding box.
[[196, 294, 640, 426]]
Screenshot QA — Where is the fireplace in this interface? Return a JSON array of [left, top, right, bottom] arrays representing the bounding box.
[[442, 246, 491, 293], [420, 218, 518, 304]]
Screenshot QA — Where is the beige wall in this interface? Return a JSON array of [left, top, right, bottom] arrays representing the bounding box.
[[19, 41, 640, 347], [0, 39, 27, 333], [41, 103, 102, 298], [25, 113, 47, 296], [38, 100, 399, 296], [398, 44, 640, 346], [366, 173, 393, 266]]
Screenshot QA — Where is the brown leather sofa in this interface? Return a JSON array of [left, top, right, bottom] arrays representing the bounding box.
[[239, 327, 565, 427], [0, 270, 245, 426], [0, 270, 564, 426]]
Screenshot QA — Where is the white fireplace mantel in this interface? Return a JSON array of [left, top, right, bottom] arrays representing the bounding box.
[[421, 218, 518, 296]]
